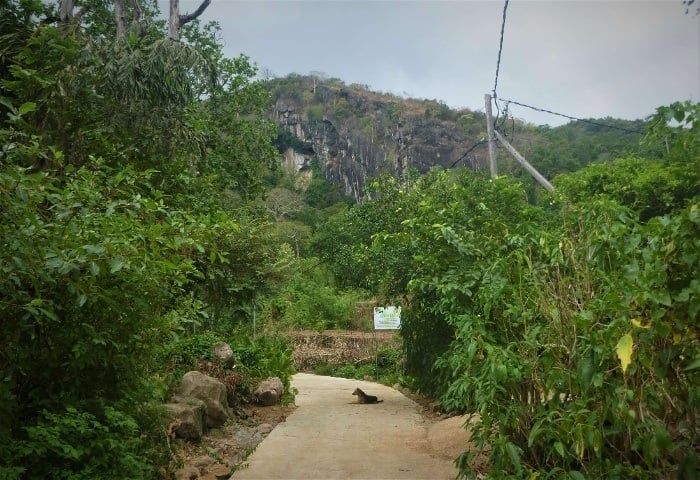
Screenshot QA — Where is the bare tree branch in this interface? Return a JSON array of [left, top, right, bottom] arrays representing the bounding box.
[[132, 0, 143, 24], [178, 0, 211, 25]]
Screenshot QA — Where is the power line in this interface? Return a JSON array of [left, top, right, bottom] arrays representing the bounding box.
[[499, 98, 645, 135], [492, 0, 509, 101], [450, 139, 487, 169]]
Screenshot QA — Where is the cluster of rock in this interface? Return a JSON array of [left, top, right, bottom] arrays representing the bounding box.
[[165, 342, 285, 441]]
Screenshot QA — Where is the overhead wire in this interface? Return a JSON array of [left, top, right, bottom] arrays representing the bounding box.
[[488, 0, 643, 137], [450, 139, 488, 168], [499, 98, 645, 135], [452, 0, 509, 170], [473, 0, 643, 175], [492, 0, 509, 102]]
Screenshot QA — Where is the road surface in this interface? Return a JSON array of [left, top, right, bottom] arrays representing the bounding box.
[[232, 373, 460, 480]]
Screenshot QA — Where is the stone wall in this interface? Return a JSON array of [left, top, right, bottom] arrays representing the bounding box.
[[286, 330, 401, 371]]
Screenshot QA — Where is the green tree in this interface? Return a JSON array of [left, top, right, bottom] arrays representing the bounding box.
[[309, 171, 419, 292], [0, 2, 281, 476], [368, 120, 699, 477]]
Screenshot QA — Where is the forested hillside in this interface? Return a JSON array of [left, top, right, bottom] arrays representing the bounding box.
[[1, 0, 698, 478], [266, 74, 646, 201]]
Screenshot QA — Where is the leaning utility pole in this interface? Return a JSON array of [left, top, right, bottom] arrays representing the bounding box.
[[494, 131, 554, 192], [484, 94, 498, 177], [484, 93, 554, 192]]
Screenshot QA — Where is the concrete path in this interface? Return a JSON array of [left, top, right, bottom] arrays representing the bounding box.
[[232, 373, 459, 480]]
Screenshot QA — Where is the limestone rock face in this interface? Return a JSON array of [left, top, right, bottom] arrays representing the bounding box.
[[179, 371, 231, 427], [272, 78, 485, 202], [253, 377, 284, 406]]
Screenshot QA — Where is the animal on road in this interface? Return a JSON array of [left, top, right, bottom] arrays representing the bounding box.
[[352, 387, 383, 404]]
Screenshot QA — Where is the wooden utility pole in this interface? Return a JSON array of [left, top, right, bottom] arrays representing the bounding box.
[[494, 130, 554, 192], [484, 94, 498, 177]]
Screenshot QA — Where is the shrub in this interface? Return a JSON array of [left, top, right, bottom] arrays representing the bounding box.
[[15, 405, 160, 480], [375, 167, 698, 478]]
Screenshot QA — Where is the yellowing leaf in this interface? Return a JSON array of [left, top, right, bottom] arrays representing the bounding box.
[[616, 333, 634, 374], [631, 318, 649, 329]]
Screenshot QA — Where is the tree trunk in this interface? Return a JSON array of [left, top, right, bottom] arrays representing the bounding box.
[[114, 0, 127, 37], [169, 0, 211, 41], [59, 0, 75, 23], [168, 0, 180, 40]]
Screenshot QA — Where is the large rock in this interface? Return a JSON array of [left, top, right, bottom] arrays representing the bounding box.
[[174, 464, 199, 480], [213, 341, 235, 367], [165, 400, 206, 441], [178, 371, 231, 427], [253, 377, 284, 406]]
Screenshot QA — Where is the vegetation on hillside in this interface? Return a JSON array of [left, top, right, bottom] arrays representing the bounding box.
[[1, 0, 697, 477], [267, 73, 647, 202]]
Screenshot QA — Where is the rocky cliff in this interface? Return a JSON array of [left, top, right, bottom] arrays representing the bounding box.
[[269, 75, 489, 201]]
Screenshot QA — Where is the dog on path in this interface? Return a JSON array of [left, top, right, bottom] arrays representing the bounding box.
[[352, 387, 383, 404]]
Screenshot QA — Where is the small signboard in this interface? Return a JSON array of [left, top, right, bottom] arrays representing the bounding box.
[[373, 306, 401, 330]]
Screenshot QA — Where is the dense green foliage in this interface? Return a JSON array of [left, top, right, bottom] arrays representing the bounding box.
[[313, 345, 405, 387], [517, 118, 646, 178], [2, 0, 697, 477], [311, 100, 699, 478], [161, 332, 295, 403], [0, 1, 291, 477]]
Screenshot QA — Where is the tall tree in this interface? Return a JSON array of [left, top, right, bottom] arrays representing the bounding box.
[[168, 0, 211, 40]]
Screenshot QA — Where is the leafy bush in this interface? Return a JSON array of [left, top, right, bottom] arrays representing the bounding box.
[[267, 272, 362, 331], [284, 284, 356, 330], [373, 165, 698, 478], [0, 158, 199, 476], [554, 156, 700, 222], [161, 332, 226, 369], [313, 345, 405, 386], [160, 332, 296, 402], [15, 405, 161, 480], [231, 335, 296, 396]]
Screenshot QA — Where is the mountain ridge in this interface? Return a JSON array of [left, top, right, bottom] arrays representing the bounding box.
[[267, 74, 645, 201]]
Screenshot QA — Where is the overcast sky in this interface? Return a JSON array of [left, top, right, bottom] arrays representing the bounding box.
[[173, 0, 699, 126]]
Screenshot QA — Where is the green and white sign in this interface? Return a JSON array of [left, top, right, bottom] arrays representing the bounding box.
[[373, 306, 401, 330]]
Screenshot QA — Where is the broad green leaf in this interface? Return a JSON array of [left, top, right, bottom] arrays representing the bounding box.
[[616, 333, 634, 374], [109, 257, 124, 273], [39, 308, 58, 322], [505, 442, 522, 476], [554, 441, 566, 458], [18, 102, 36, 115], [528, 422, 542, 447], [89, 261, 100, 276], [684, 357, 700, 371]]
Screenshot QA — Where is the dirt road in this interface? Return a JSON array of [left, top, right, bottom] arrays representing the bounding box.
[[232, 373, 461, 480]]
